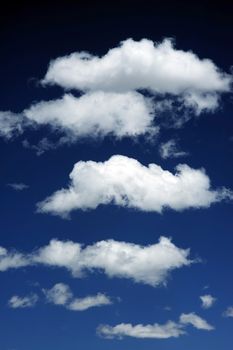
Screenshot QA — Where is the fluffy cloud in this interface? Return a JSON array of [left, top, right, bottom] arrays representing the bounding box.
[[0, 236, 192, 287], [8, 294, 38, 308], [200, 294, 216, 309], [179, 312, 214, 330], [223, 306, 233, 317], [97, 313, 214, 339], [24, 92, 156, 140], [159, 139, 188, 159], [37, 155, 232, 217], [0, 39, 231, 145], [43, 38, 232, 115], [97, 321, 185, 339], [44, 283, 111, 311]]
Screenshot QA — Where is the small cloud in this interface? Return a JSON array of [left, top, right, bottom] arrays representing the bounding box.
[[159, 139, 188, 159], [8, 294, 38, 308], [22, 138, 58, 156], [43, 283, 112, 311], [7, 183, 29, 191], [43, 283, 73, 305], [223, 306, 233, 318], [179, 312, 214, 330], [200, 294, 216, 309]]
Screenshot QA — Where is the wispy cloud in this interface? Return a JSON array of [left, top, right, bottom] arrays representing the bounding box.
[[8, 294, 38, 308], [159, 139, 188, 159], [7, 183, 29, 191], [223, 306, 233, 317]]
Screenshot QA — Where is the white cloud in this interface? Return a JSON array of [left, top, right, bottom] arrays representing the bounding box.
[[0, 111, 24, 139], [0, 247, 29, 271], [223, 306, 233, 317], [43, 38, 232, 115], [44, 283, 111, 311], [8, 294, 38, 308], [37, 155, 232, 217], [179, 312, 214, 330], [68, 293, 112, 311], [97, 312, 214, 339], [7, 183, 29, 191], [200, 294, 216, 309], [97, 321, 185, 339], [159, 139, 188, 159], [0, 39, 231, 145], [43, 283, 73, 305], [23, 92, 156, 140], [0, 236, 192, 287]]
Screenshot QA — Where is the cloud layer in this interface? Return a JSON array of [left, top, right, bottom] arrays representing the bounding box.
[[0, 236, 192, 286], [43, 38, 232, 115], [37, 155, 232, 217]]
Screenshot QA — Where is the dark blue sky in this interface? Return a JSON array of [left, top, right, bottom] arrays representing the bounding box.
[[0, 1, 233, 349]]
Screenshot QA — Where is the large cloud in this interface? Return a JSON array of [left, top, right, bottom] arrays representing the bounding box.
[[0, 236, 192, 286], [24, 91, 156, 139], [0, 38, 231, 147], [43, 38, 232, 115], [37, 155, 232, 217]]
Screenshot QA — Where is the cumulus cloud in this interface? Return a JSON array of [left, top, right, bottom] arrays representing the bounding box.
[[223, 306, 233, 317], [98, 312, 214, 339], [179, 312, 214, 330], [97, 321, 185, 339], [0, 236, 192, 287], [0, 39, 231, 146], [24, 92, 156, 140], [43, 38, 232, 115], [43, 283, 111, 311], [7, 183, 29, 191], [200, 294, 216, 309], [8, 294, 38, 308], [37, 155, 232, 217], [159, 139, 188, 159]]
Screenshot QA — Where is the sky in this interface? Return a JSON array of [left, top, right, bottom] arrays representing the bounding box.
[[0, 1, 233, 349]]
